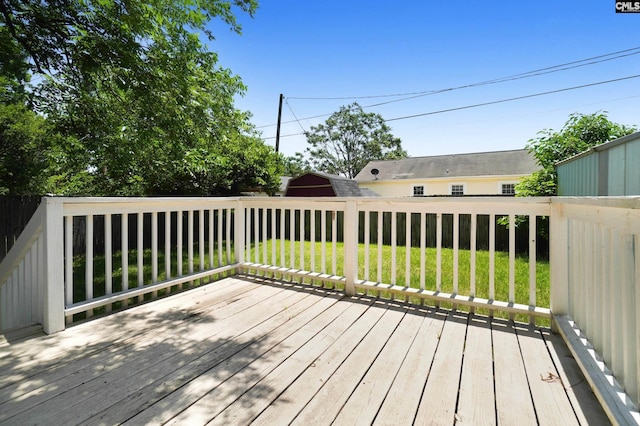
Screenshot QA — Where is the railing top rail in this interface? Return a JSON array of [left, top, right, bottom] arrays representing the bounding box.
[[54, 197, 241, 216], [552, 196, 640, 209]]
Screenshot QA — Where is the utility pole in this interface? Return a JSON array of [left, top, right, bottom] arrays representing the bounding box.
[[275, 93, 284, 153]]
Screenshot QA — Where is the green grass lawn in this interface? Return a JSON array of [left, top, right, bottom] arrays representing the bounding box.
[[246, 239, 549, 324], [72, 239, 549, 324]]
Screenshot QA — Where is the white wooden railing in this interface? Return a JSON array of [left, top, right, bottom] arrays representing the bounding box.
[[0, 197, 239, 333], [0, 196, 639, 421], [550, 197, 640, 422], [239, 197, 552, 322]]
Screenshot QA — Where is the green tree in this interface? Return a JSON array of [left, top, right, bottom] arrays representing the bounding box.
[[0, 103, 51, 194], [1, 0, 283, 196], [518, 112, 636, 196], [281, 152, 310, 177], [304, 103, 407, 179]]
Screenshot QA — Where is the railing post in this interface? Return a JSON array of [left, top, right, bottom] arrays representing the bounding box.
[[43, 198, 65, 334], [234, 200, 245, 266], [550, 200, 569, 319], [343, 200, 358, 296]]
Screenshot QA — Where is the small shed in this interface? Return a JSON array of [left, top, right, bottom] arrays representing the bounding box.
[[285, 172, 370, 197], [556, 131, 640, 196]]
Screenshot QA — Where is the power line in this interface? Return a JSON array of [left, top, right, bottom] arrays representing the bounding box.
[[285, 99, 307, 133], [262, 74, 640, 140], [286, 46, 640, 101], [256, 46, 640, 129], [384, 74, 640, 122]]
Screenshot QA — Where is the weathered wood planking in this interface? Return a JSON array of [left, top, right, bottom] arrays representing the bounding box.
[[250, 299, 390, 425], [0, 277, 609, 426], [373, 309, 448, 425], [414, 311, 468, 425], [516, 324, 580, 426], [492, 319, 537, 425], [290, 306, 406, 425], [456, 315, 496, 425], [332, 308, 426, 425], [544, 331, 611, 426]]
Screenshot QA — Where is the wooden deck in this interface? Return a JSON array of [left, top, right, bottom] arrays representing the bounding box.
[[0, 276, 609, 425]]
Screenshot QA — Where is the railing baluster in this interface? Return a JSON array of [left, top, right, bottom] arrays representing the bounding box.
[[489, 213, 495, 307], [528, 215, 536, 324], [188, 210, 194, 282], [253, 207, 260, 263], [225, 208, 231, 265], [364, 209, 370, 284], [621, 234, 637, 402], [199, 209, 205, 274], [137, 212, 144, 301], [105, 213, 113, 311], [209, 209, 214, 270], [420, 212, 426, 291], [436, 213, 442, 299], [377, 211, 383, 285], [122, 213, 129, 306], [271, 208, 277, 269], [65, 215, 73, 323], [391, 211, 397, 288], [165, 211, 171, 281], [151, 211, 158, 298], [634, 234, 640, 406], [86, 214, 94, 317], [470, 213, 476, 313], [508, 214, 515, 320], [310, 209, 316, 277], [280, 207, 286, 270], [405, 212, 411, 290], [299, 209, 305, 274], [263, 207, 268, 269], [331, 210, 337, 278], [290, 209, 295, 271], [216, 209, 222, 268], [453, 213, 459, 304], [321, 209, 326, 277], [177, 211, 183, 285]]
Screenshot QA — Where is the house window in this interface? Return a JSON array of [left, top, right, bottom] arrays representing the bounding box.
[[451, 184, 464, 196], [413, 185, 424, 197], [501, 183, 516, 195]]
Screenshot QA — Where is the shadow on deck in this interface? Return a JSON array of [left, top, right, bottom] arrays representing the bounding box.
[[0, 276, 609, 425]]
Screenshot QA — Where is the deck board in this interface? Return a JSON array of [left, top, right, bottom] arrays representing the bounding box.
[[0, 276, 609, 426]]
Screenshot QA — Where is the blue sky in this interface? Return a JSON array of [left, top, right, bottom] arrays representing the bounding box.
[[208, 2, 640, 159]]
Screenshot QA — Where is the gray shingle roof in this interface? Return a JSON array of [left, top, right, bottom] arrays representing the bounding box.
[[354, 149, 539, 182]]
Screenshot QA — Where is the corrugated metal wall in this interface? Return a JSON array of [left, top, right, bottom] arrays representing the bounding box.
[[556, 134, 640, 196]]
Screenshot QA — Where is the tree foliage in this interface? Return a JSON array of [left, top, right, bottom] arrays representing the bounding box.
[[304, 103, 407, 179], [517, 112, 636, 196], [0, 0, 284, 196], [281, 152, 311, 177], [0, 103, 51, 194]]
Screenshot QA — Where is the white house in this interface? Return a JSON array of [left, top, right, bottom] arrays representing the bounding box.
[[354, 149, 539, 197]]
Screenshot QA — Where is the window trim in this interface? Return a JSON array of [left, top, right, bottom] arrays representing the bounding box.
[[500, 182, 517, 196], [450, 183, 465, 197]]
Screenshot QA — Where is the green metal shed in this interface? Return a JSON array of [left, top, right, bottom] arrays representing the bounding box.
[[556, 131, 640, 196]]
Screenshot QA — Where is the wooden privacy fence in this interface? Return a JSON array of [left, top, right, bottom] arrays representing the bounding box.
[[0, 196, 41, 262]]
